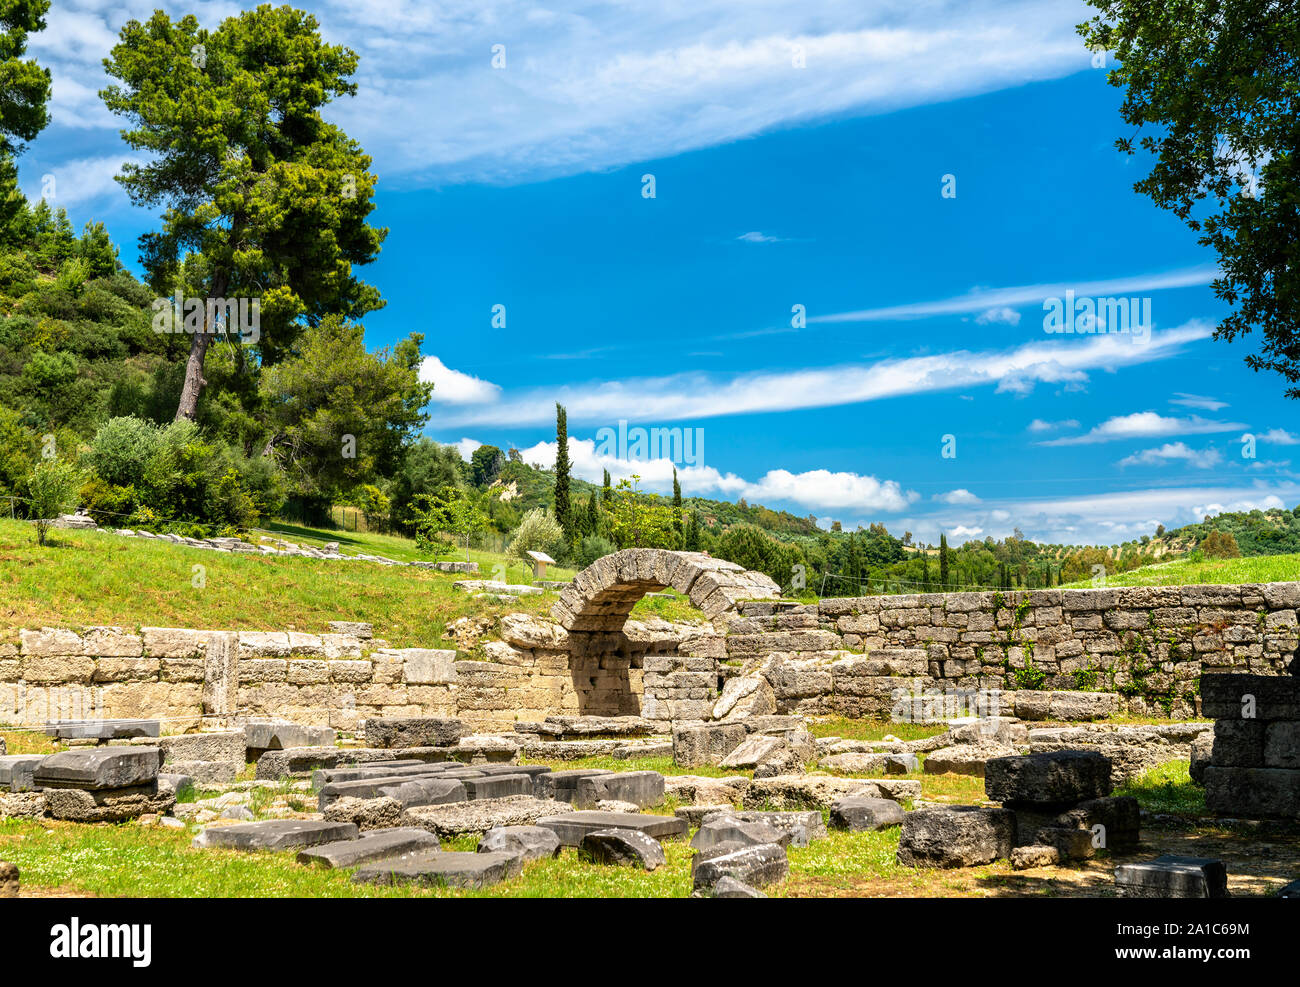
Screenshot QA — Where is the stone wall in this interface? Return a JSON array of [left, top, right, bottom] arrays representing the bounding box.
[[730, 582, 1300, 720]]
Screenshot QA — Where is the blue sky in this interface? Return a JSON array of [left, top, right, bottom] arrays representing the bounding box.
[[24, 0, 1300, 545]]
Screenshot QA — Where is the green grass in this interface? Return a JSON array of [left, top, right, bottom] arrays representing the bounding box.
[[0, 518, 701, 647], [1115, 759, 1206, 816], [1060, 552, 1300, 588], [808, 717, 948, 742]]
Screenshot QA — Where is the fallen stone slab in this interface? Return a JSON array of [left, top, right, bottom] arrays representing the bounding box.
[[324, 796, 404, 831], [692, 843, 788, 894], [674, 804, 737, 828], [663, 774, 750, 806], [1052, 796, 1140, 852], [829, 797, 906, 832], [193, 819, 359, 851], [34, 748, 160, 790], [691, 815, 790, 852], [245, 722, 336, 755], [580, 828, 667, 870], [45, 719, 159, 740], [403, 797, 572, 839], [572, 771, 665, 809], [707, 809, 826, 847], [163, 760, 240, 785], [1115, 855, 1228, 898], [820, 752, 919, 775], [740, 774, 880, 811], [312, 761, 434, 789], [297, 828, 440, 869], [461, 775, 534, 800], [711, 875, 766, 898], [44, 784, 175, 823], [478, 825, 561, 861], [1010, 845, 1061, 870], [537, 810, 688, 848], [0, 755, 44, 792], [542, 768, 612, 802], [364, 717, 464, 749], [254, 747, 424, 780], [985, 751, 1112, 806], [319, 775, 466, 810], [1034, 826, 1095, 861], [153, 731, 245, 763], [896, 806, 1015, 869], [354, 851, 522, 889], [673, 722, 748, 768], [923, 745, 1015, 777]]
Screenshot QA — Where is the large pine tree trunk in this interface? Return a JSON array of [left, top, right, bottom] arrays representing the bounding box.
[[173, 274, 228, 422], [174, 329, 212, 421]]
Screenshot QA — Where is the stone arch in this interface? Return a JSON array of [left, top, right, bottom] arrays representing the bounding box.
[[551, 549, 782, 723], [552, 548, 782, 632]]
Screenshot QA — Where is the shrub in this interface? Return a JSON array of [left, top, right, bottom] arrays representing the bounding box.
[[26, 458, 83, 545], [575, 534, 617, 569], [508, 508, 565, 567]]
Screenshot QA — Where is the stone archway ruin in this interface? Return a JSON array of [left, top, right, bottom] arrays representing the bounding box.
[[550, 549, 782, 722]]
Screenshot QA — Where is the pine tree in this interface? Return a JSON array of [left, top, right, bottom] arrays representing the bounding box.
[[672, 467, 683, 533], [554, 402, 571, 539]]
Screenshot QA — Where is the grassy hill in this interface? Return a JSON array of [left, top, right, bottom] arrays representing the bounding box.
[[0, 518, 698, 647], [1060, 552, 1300, 588]]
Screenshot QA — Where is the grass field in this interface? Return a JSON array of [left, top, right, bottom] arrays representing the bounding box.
[[0, 517, 700, 647], [0, 759, 1230, 899], [1061, 552, 1300, 588]]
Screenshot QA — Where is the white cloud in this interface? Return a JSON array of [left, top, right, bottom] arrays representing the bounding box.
[[1170, 392, 1228, 411], [935, 488, 980, 504], [1117, 442, 1223, 470], [22, 154, 142, 210], [437, 322, 1214, 427], [1027, 418, 1079, 432], [950, 525, 984, 537], [736, 231, 783, 244], [453, 438, 483, 461], [1260, 428, 1300, 445], [811, 266, 1218, 324], [974, 306, 1021, 326], [500, 435, 916, 513], [25, 0, 1095, 199], [1040, 410, 1247, 446], [419, 357, 502, 405]]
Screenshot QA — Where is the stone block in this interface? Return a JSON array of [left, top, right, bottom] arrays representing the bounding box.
[[1201, 674, 1300, 720], [572, 771, 665, 810], [536, 810, 688, 847], [353, 851, 521, 889], [580, 828, 667, 870], [45, 719, 159, 741], [829, 796, 906, 832], [477, 825, 561, 861], [192, 819, 359, 851], [1210, 719, 1266, 767], [402, 797, 572, 838], [690, 815, 790, 851], [296, 828, 440, 869], [1115, 855, 1228, 898], [672, 722, 748, 768], [461, 774, 533, 800], [896, 806, 1015, 868], [985, 751, 1112, 806], [1204, 765, 1300, 819], [363, 717, 464, 749], [44, 783, 174, 822], [1263, 721, 1300, 769], [691, 843, 788, 893], [0, 755, 44, 792], [34, 747, 159, 790]]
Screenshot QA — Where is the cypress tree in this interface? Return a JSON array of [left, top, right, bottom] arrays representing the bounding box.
[[554, 403, 571, 539], [586, 491, 600, 537], [939, 533, 950, 589], [672, 467, 683, 532], [602, 468, 612, 506], [684, 510, 701, 551]]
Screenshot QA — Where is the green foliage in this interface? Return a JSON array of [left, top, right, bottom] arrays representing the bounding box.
[[1201, 528, 1242, 558], [608, 476, 678, 550], [554, 403, 572, 541], [712, 522, 805, 590], [101, 3, 387, 417], [26, 456, 81, 544], [575, 534, 617, 569], [508, 507, 565, 566], [1081, 1, 1300, 397], [259, 315, 431, 503], [470, 444, 504, 486], [410, 489, 488, 560]]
